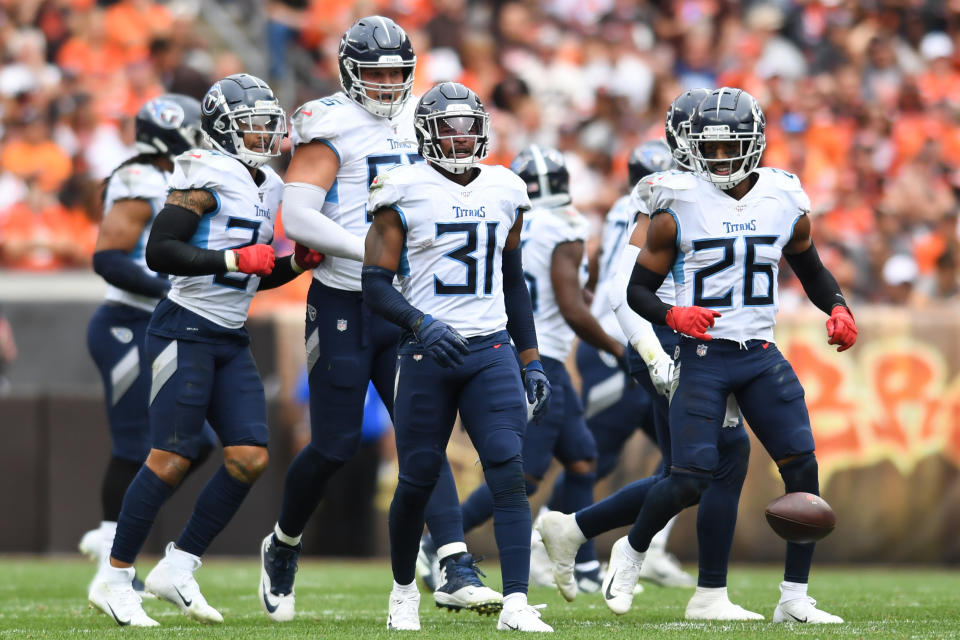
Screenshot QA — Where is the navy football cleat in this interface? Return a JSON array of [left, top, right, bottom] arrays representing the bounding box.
[[433, 553, 503, 615], [259, 533, 300, 622]]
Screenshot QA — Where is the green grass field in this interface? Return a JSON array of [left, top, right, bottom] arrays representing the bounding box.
[[2, 556, 958, 639]]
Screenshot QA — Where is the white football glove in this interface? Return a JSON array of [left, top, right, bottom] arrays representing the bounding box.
[[646, 350, 675, 398]]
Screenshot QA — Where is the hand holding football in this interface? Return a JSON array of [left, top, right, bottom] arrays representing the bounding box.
[[765, 492, 836, 544]]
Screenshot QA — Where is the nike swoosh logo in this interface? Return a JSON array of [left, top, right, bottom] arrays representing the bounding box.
[[106, 602, 131, 626], [301, 110, 313, 116], [262, 581, 279, 613], [174, 585, 192, 607], [503, 622, 519, 630], [604, 570, 617, 600], [786, 611, 807, 623]]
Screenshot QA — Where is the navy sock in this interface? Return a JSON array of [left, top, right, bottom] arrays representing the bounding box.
[[627, 471, 707, 552], [111, 466, 173, 564], [561, 471, 597, 565], [389, 478, 432, 584], [575, 475, 658, 539], [546, 472, 565, 512], [101, 457, 143, 523], [485, 459, 530, 596], [276, 444, 343, 537], [176, 465, 252, 557], [424, 456, 465, 547]]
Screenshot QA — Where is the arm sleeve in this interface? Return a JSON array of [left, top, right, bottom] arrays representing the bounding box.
[[145, 204, 229, 276], [609, 241, 668, 364], [93, 249, 171, 298], [361, 265, 424, 331], [282, 182, 365, 261], [502, 246, 538, 352], [257, 255, 300, 290], [626, 262, 672, 325], [784, 242, 848, 314]]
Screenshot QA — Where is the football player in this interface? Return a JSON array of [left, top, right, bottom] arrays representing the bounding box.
[[362, 82, 553, 632], [260, 16, 497, 622], [456, 144, 618, 594], [87, 73, 320, 627], [538, 89, 757, 620], [613, 87, 855, 622], [81, 95, 217, 592]]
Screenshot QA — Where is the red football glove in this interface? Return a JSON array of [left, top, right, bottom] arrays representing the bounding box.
[[825, 305, 857, 352], [665, 306, 721, 341], [293, 242, 324, 272], [233, 244, 275, 276]]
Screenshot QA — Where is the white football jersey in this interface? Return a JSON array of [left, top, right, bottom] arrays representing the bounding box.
[[629, 173, 677, 306], [290, 92, 420, 291], [368, 163, 531, 338], [591, 194, 635, 344], [165, 149, 282, 329], [648, 168, 810, 343], [521, 204, 590, 361], [101, 162, 169, 312]]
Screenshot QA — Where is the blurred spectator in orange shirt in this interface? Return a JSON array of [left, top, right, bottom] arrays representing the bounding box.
[[1, 108, 72, 194], [916, 32, 960, 107], [103, 0, 172, 53]]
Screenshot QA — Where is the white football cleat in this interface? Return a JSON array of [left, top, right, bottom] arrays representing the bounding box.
[[387, 587, 421, 630], [145, 542, 223, 624], [497, 604, 553, 632], [78, 527, 102, 562], [416, 533, 441, 592], [685, 587, 764, 620], [535, 511, 585, 602], [638, 547, 696, 587], [88, 566, 159, 627], [259, 533, 299, 622], [529, 526, 555, 588], [774, 596, 843, 623], [601, 537, 644, 615]]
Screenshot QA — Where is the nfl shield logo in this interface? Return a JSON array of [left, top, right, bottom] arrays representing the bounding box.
[[307, 305, 317, 322], [336, 319, 348, 332], [413, 354, 423, 362], [696, 344, 708, 358], [673, 346, 680, 360], [110, 327, 133, 344]]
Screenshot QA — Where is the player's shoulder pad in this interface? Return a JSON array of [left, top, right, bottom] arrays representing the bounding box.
[[486, 165, 532, 211], [290, 94, 350, 147], [110, 162, 167, 200], [648, 169, 697, 191], [757, 167, 811, 215], [368, 163, 413, 212], [169, 149, 237, 191], [547, 204, 590, 242]]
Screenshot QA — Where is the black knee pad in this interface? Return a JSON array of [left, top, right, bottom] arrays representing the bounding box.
[[778, 452, 819, 495], [399, 448, 443, 489], [480, 428, 523, 466], [666, 468, 712, 508], [485, 457, 527, 510]]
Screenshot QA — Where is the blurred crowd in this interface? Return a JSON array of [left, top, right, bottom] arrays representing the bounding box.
[[2, 0, 960, 309]]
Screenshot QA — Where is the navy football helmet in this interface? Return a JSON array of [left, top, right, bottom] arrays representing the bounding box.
[[627, 139, 675, 186], [339, 16, 416, 119], [687, 87, 766, 189], [665, 88, 710, 170], [134, 94, 202, 158], [510, 144, 570, 208], [415, 82, 489, 174], [200, 73, 286, 169]]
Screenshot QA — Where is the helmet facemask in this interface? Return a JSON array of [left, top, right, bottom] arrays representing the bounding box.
[[416, 108, 489, 174], [688, 128, 765, 189], [340, 57, 416, 119], [207, 103, 286, 168]]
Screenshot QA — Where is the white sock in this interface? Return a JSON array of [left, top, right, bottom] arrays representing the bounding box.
[[437, 541, 468, 562], [575, 560, 600, 572], [622, 539, 646, 564], [536, 504, 549, 520], [165, 544, 202, 571], [104, 564, 134, 583], [99, 521, 117, 567], [649, 514, 678, 550], [569, 514, 588, 544], [503, 592, 527, 612], [692, 586, 728, 601], [779, 580, 808, 603], [274, 523, 302, 547], [393, 580, 418, 594], [100, 520, 118, 537]]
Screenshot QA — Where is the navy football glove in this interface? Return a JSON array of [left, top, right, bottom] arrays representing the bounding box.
[[522, 360, 551, 422], [415, 314, 469, 368]]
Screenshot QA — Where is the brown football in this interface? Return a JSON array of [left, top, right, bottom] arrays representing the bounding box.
[[764, 492, 836, 543]]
